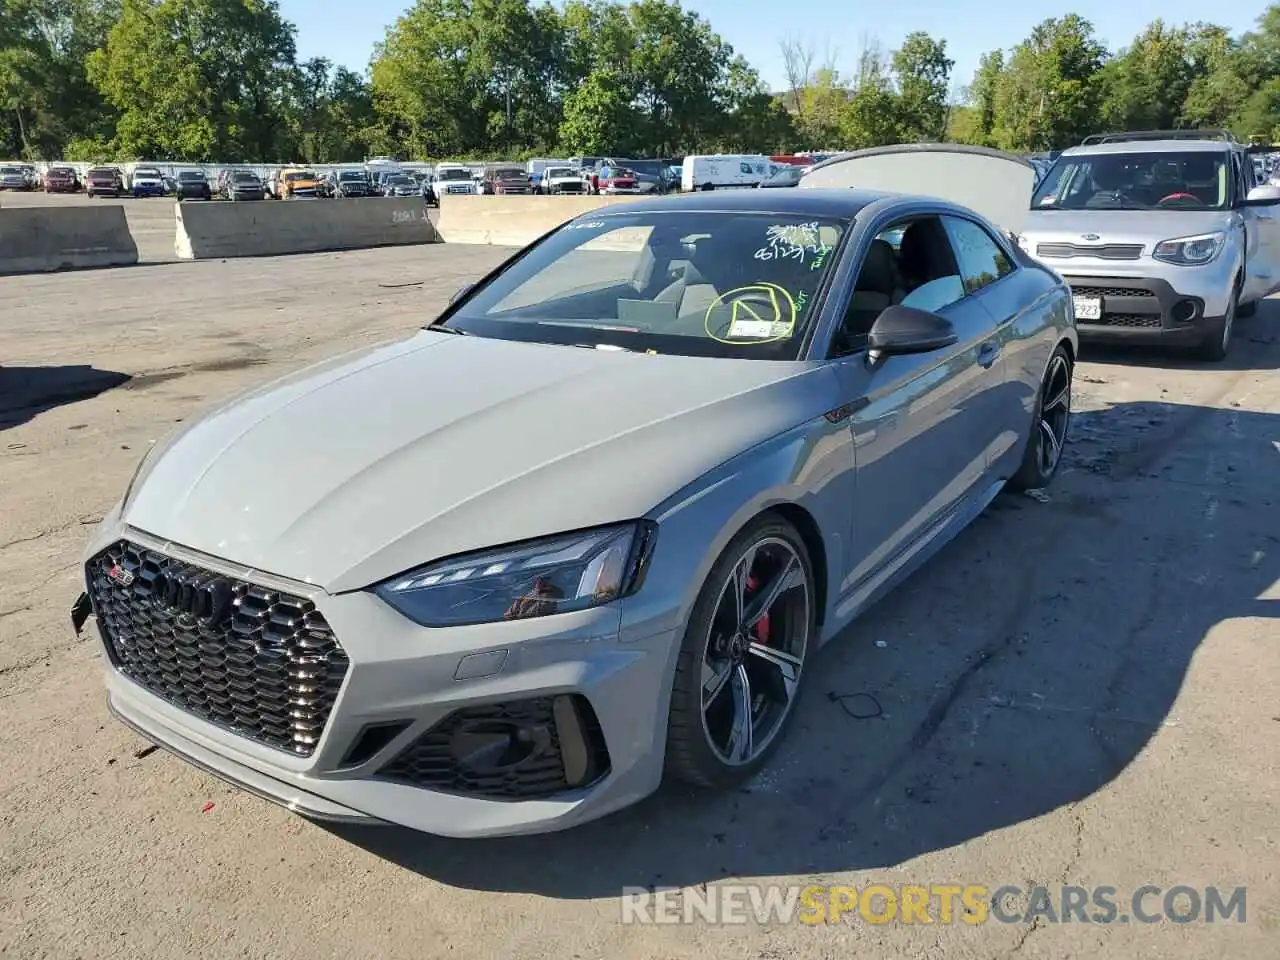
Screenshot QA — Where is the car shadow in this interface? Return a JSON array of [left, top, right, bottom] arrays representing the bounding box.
[[0, 364, 132, 430], [1080, 297, 1279, 372], [324, 400, 1277, 898]]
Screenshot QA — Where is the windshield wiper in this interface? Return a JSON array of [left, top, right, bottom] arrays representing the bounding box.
[[425, 324, 468, 335], [567, 342, 638, 353]]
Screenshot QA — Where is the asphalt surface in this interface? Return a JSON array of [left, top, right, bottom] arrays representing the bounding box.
[[0, 189, 440, 263], [1, 242, 1277, 960]]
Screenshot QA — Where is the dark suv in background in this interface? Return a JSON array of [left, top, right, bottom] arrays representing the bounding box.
[[85, 167, 125, 197], [481, 165, 531, 194]]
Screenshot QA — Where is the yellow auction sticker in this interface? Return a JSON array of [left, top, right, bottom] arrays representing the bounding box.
[[704, 282, 798, 344]]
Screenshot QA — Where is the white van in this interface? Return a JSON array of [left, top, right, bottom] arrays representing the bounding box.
[[681, 154, 774, 192]]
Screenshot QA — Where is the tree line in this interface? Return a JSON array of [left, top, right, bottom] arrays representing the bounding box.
[[3, 0, 1280, 164]]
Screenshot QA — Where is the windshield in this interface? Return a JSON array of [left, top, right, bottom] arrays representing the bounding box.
[[0, 166, 20, 175], [437, 168, 471, 181], [135, 168, 160, 177], [88, 168, 115, 177], [286, 171, 317, 181], [492, 169, 524, 179], [339, 171, 364, 180], [231, 172, 257, 182], [179, 172, 203, 180], [546, 167, 577, 178], [440, 211, 847, 360], [1031, 150, 1230, 211], [387, 176, 411, 184], [624, 160, 662, 176]]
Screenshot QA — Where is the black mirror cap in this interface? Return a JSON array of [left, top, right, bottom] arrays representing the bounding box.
[[867, 304, 959, 357], [449, 283, 474, 304]]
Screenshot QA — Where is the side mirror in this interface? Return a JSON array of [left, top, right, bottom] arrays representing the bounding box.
[[867, 305, 958, 359], [449, 283, 474, 304], [1244, 184, 1280, 206]]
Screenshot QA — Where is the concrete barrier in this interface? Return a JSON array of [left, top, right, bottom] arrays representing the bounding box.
[[174, 197, 440, 260], [0, 205, 139, 275], [435, 194, 649, 246]]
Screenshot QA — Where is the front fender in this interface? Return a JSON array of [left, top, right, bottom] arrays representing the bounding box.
[[621, 411, 855, 647]]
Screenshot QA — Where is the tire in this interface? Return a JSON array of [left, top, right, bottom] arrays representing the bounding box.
[[1196, 278, 1239, 362], [1009, 344, 1073, 491], [701, 182, 714, 191], [665, 512, 816, 789]]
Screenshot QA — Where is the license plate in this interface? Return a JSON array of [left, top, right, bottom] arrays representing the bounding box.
[[1072, 296, 1102, 320]]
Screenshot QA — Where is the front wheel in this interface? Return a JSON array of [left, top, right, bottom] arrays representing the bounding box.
[[1197, 280, 1238, 362], [1009, 344, 1073, 490], [665, 513, 815, 789]]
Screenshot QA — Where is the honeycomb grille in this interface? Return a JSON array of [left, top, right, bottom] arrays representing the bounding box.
[[1069, 285, 1156, 299], [1093, 313, 1163, 328], [379, 696, 610, 801], [87, 540, 349, 756]]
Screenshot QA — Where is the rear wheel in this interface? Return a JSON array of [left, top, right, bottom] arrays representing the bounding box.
[[1009, 345, 1073, 491], [665, 513, 815, 789]]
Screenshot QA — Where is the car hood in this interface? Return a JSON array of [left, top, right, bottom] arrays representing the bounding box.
[[125, 332, 833, 593], [1021, 208, 1229, 248]]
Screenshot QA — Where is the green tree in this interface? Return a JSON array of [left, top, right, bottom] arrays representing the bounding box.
[[557, 67, 638, 154], [991, 14, 1108, 150], [87, 0, 297, 160], [1098, 20, 1196, 131], [892, 31, 953, 141]]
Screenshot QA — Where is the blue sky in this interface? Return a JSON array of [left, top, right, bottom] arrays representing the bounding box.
[[279, 0, 1265, 96]]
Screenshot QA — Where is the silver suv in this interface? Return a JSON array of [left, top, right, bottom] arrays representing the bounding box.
[[1016, 130, 1280, 360]]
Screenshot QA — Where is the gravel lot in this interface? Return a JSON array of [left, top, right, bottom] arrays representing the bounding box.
[[1, 244, 1277, 960]]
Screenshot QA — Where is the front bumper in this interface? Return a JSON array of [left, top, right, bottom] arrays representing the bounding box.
[[132, 184, 164, 196], [84, 522, 676, 838], [1059, 273, 1225, 345]]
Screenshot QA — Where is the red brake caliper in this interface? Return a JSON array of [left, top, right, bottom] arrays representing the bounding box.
[[746, 575, 771, 644]]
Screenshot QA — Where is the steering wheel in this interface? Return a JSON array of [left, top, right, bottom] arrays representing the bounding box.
[[1158, 192, 1200, 207]]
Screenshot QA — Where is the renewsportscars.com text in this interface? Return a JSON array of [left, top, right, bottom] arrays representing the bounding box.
[[620, 883, 1247, 926]]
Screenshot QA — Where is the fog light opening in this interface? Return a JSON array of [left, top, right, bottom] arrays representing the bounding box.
[[1172, 299, 1198, 323]]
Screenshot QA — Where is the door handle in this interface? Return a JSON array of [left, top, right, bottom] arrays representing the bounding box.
[[978, 342, 1000, 368]]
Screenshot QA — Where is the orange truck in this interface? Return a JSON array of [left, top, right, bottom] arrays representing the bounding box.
[[275, 167, 322, 198]]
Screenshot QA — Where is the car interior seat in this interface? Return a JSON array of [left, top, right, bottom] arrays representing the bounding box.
[[839, 238, 905, 347]]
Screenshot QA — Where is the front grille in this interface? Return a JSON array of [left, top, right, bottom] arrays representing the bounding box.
[[1085, 313, 1163, 328], [1037, 243, 1143, 260], [379, 695, 610, 800], [87, 540, 349, 756], [1069, 285, 1156, 299]]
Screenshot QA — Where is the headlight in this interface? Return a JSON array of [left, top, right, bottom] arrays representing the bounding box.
[[374, 521, 657, 627], [1153, 232, 1225, 265]]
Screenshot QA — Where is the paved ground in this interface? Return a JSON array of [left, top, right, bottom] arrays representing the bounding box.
[[0, 190, 440, 263], [1, 245, 1277, 960]]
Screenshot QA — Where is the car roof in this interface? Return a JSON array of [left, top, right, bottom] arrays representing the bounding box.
[[1062, 140, 1235, 157], [591, 188, 881, 218]]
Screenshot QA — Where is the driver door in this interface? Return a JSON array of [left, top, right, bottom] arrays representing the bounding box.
[[1240, 149, 1280, 299], [826, 215, 995, 603]]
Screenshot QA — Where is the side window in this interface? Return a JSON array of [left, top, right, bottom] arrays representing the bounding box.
[[942, 217, 1014, 295], [833, 215, 965, 356], [740, 162, 753, 175]]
